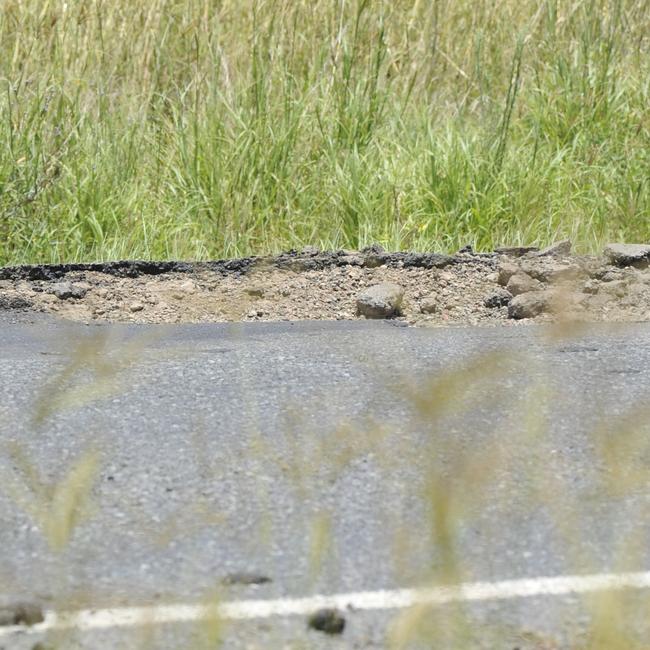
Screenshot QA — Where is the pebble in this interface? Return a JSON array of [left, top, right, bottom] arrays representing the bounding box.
[[222, 572, 272, 586], [0, 602, 44, 627], [420, 295, 438, 314], [51, 281, 88, 300], [484, 288, 512, 308], [307, 608, 346, 635]]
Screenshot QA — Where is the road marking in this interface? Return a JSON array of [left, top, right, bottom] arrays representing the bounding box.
[[3, 570, 650, 637]]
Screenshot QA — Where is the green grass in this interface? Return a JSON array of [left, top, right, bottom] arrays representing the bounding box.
[[0, 0, 648, 265]]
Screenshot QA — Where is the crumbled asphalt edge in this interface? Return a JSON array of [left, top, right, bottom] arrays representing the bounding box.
[[0, 249, 487, 282]]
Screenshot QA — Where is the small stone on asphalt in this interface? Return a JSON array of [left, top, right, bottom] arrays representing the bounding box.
[[0, 602, 44, 627], [222, 572, 272, 586], [307, 608, 346, 635]]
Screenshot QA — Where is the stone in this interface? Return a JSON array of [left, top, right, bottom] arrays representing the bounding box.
[[484, 288, 512, 308], [307, 608, 346, 635], [495, 245, 539, 257], [534, 239, 572, 257], [0, 602, 44, 627], [420, 295, 438, 314], [245, 286, 265, 298], [128, 301, 144, 313], [338, 254, 364, 266], [506, 273, 543, 296], [51, 281, 88, 300], [402, 253, 454, 269], [604, 243, 650, 267], [508, 291, 552, 319], [356, 283, 404, 318], [361, 243, 387, 268], [177, 280, 196, 294], [601, 280, 628, 297], [300, 245, 320, 256], [222, 572, 272, 586], [497, 261, 519, 286], [582, 279, 600, 294], [0, 293, 32, 310], [519, 260, 583, 283], [361, 243, 385, 255]]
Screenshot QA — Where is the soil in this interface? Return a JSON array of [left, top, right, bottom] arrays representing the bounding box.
[[0, 245, 649, 326]]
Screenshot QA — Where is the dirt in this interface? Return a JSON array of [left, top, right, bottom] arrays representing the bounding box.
[[0, 245, 649, 326]]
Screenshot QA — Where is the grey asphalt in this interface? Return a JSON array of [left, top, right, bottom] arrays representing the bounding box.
[[1, 317, 650, 649]]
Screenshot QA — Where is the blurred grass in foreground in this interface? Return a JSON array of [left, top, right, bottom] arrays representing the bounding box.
[[0, 0, 648, 264], [2, 317, 650, 648]]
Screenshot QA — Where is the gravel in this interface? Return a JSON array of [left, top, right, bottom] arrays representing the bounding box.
[[0, 242, 649, 326]]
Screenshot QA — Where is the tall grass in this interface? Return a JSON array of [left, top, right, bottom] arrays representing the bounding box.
[[0, 0, 648, 264]]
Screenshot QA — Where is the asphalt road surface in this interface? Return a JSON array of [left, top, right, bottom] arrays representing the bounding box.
[[1, 316, 650, 649]]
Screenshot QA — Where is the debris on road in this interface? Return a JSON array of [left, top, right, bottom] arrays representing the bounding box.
[[307, 608, 346, 635], [221, 572, 272, 586], [0, 602, 44, 627]]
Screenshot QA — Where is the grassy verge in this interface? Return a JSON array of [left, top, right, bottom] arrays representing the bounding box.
[[0, 0, 648, 264]]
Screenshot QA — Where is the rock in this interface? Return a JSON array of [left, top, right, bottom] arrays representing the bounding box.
[[420, 295, 438, 314], [245, 286, 265, 298], [534, 239, 572, 257], [508, 291, 552, 319], [484, 288, 512, 308], [128, 301, 144, 313], [604, 243, 650, 267], [177, 280, 196, 294], [361, 243, 387, 268], [222, 572, 272, 586], [506, 273, 543, 296], [361, 243, 385, 255], [356, 283, 404, 318], [338, 254, 364, 266], [581, 279, 600, 294], [495, 246, 539, 257], [307, 608, 346, 635], [402, 253, 454, 269], [497, 261, 519, 286], [508, 289, 584, 319], [601, 280, 628, 297], [600, 269, 624, 282], [457, 244, 473, 254], [519, 260, 583, 283], [0, 293, 32, 310], [300, 245, 320, 256], [51, 281, 88, 300], [0, 602, 44, 627]]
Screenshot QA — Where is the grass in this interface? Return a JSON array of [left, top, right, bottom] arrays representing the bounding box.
[[0, 0, 648, 265]]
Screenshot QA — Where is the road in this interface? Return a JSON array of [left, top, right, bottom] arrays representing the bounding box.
[[1, 317, 650, 649]]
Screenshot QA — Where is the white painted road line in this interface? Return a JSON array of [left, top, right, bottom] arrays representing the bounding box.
[[3, 570, 650, 637]]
